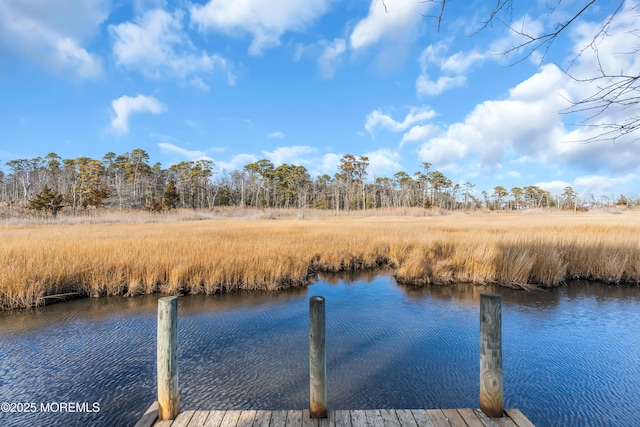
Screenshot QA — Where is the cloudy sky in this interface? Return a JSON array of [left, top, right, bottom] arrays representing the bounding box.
[[0, 0, 638, 198]]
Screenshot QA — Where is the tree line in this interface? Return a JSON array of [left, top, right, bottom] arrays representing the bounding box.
[[0, 149, 633, 216]]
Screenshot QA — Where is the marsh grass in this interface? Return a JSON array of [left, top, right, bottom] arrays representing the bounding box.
[[1, 210, 639, 309]]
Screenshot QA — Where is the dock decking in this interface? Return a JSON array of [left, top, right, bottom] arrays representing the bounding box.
[[138, 296, 536, 427], [135, 403, 535, 427]]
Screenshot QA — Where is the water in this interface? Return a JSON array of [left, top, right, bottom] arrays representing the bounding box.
[[1, 272, 639, 426]]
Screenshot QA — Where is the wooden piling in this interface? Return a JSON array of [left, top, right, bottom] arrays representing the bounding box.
[[309, 296, 327, 418], [480, 293, 503, 418], [158, 296, 179, 420]]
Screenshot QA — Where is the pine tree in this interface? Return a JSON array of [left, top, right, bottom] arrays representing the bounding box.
[[163, 179, 179, 209], [28, 185, 64, 217]]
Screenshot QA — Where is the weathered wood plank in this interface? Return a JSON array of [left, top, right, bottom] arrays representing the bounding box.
[[425, 410, 450, 427], [253, 410, 272, 427], [379, 409, 401, 427], [365, 410, 385, 427], [494, 418, 517, 427], [333, 410, 352, 427], [286, 410, 304, 427], [202, 411, 226, 427], [220, 410, 242, 427], [349, 411, 367, 426], [186, 411, 211, 427], [441, 409, 467, 427], [394, 410, 418, 427], [237, 410, 257, 427], [318, 410, 333, 427], [148, 408, 534, 427], [135, 401, 159, 427], [413, 410, 437, 427], [456, 409, 485, 427], [473, 409, 501, 427], [270, 410, 289, 426], [504, 409, 535, 427], [171, 410, 195, 427], [303, 409, 320, 427]]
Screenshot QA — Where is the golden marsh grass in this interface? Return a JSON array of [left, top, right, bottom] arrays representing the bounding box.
[[1, 210, 639, 309]]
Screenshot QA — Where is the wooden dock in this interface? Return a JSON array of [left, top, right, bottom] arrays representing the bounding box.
[[135, 403, 535, 427], [138, 296, 536, 427]]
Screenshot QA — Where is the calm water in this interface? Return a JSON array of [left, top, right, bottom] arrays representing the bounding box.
[[1, 272, 639, 427]]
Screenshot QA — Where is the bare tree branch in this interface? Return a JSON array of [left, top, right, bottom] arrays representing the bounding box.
[[423, 0, 639, 143]]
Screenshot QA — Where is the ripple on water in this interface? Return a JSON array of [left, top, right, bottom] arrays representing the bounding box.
[[1, 278, 640, 426]]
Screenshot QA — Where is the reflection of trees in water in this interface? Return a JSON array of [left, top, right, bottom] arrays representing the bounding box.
[[398, 283, 489, 306], [562, 280, 640, 302], [0, 287, 311, 334], [397, 279, 640, 311], [315, 268, 392, 285], [3, 271, 638, 335]]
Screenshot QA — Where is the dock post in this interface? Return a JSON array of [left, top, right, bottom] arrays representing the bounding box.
[[480, 293, 503, 417], [158, 296, 179, 420], [309, 296, 327, 418]]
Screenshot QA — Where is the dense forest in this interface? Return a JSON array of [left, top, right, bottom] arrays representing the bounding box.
[[0, 149, 634, 215]]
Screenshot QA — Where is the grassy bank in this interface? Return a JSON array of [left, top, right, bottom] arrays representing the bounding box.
[[1, 210, 639, 310]]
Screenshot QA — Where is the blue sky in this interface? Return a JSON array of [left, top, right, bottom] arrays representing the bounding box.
[[0, 0, 638, 199]]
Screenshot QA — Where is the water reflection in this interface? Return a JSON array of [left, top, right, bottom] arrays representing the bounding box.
[[0, 274, 639, 427]]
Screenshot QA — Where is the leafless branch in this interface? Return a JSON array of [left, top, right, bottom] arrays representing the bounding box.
[[421, 0, 447, 31], [561, 69, 640, 143], [422, 0, 639, 143], [499, 0, 596, 65]]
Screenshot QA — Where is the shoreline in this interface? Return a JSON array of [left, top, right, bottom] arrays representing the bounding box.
[[2, 210, 639, 310]]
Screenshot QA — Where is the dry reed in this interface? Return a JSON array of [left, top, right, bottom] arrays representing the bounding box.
[[1, 209, 639, 309]]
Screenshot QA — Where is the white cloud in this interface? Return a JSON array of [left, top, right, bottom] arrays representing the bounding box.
[[363, 149, 402, 177], [110, 8, 233, 84], [318, 38, 346, 79], [415, 42, 480, 96], [306, 151, 399, 179], [189, 0, 333, 55], [315, 153, 342, 176], [555, 2, 640, 145], [267, 131, 285, 139], [158, 142, 212, 161], [441, 50, 486, 75], [261, 146, 316, 165], [486, 14, 545, 64], [349, 0, 429, 51], [417, 136, 468, 170], [418, 64, 570, 171], [569, 3, 640, 80], [573, 174, 639, 196], [535, 180, 571, 196], [409, 3, 640, 177], [217, 153, 258, 172], [416, 75, 466, 96], [400, 124, 438, 147], [413, 15, 545, 98], [505, 171, 522, 179], [110, 95, 166, 134], [0, 0, 106, 79], [365, 106, 436, 134], [186, 77, 210, 92], [294, 37, 347, 79]]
